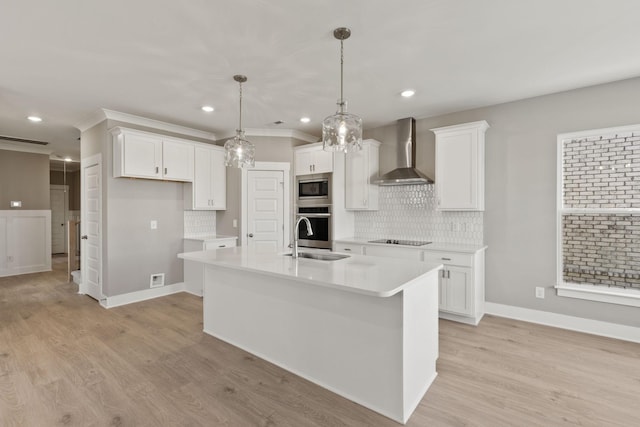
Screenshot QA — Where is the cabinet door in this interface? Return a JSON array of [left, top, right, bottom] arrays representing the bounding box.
[[193, 146, 213, 209], [436, 130, 477, 209], [210, 148, 226, 210], [442, 266, 473, 316], [345, 147, 368, 209], [295, 150, 314, 175], [313, 149, 334, 174], [122, 133, 162, 178], [162, 139, 194, 181]]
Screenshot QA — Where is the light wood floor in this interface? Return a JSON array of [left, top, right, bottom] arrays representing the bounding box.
[[1, 257, 639, 426]]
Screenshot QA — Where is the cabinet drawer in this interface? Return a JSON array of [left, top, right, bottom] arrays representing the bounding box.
[[423, 251, 472, 267], [365, 245, 423, 261], [204, 239, 237, 250], [334, 242, 364, 254]]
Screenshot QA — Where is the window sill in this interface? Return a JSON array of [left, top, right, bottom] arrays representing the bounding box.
[[555, 283, 640, 308]]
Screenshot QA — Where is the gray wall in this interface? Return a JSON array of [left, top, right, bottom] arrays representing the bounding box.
[[81, 119, 215, 297], [216, 135, 299, 242], [0, 149, 50, 210], [365, 76, 640, 328]]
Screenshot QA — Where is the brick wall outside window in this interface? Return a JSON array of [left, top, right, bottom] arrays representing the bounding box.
[[561, 133, 640, 289]]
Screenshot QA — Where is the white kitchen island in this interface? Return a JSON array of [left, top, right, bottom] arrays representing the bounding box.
[[178, 247, 442, 424]]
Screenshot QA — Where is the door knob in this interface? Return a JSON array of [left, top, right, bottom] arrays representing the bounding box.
[[81, 235, 88, 240], [248, 233, 254, 238]]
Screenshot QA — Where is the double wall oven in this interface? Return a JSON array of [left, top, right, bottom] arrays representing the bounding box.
[[296, 173, 332, 249]]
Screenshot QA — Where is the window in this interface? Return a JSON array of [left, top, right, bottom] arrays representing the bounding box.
[[556, 124, 640, 307]]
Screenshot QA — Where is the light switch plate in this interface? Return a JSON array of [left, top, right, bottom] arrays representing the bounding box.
[[10, 201, 21, 208], [150, 220, 158, 229]]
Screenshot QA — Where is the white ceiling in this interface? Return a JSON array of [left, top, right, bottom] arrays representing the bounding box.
[[2, 0, 640, 161]]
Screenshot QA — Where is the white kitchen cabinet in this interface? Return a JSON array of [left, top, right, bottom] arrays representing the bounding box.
[[112, 127, 194, 182], [186, 145, 226, 210], [431, 120, 489, 211], [345, 139, 380, 210], [423, 249, 484, 325], [294, 143, 333, 175], [183, 237, 237, 296], [333, 239, 486, 325]]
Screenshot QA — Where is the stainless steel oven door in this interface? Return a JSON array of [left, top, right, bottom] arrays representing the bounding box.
[[296, 206, 332, 249]]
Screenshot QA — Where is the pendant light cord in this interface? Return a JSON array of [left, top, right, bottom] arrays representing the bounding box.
[[340, 39, 344, 108], [238, 81, 243, 131]]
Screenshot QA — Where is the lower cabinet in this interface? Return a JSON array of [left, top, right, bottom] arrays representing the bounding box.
[[183, 237, 237, 296], [423, 250, 484, 325], [333, 240, 486, 325]]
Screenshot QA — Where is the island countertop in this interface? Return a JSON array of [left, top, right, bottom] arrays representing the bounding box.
[[178, 246, 442, 298]]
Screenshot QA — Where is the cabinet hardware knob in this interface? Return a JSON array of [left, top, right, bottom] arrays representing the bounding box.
[[164, 167, 167, 174], [155, 166, 159, 174], [442, 257, 451, 261], [248, 233, 254, 238], [218, 245, 226, 248], [81, 235, 88, 240], [344, 248, 351, 251]]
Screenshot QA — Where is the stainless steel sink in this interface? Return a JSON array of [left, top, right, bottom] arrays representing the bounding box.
[[284, 252, 350, 261]]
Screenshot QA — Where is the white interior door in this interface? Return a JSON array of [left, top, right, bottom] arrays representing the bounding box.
[[246, 169, 285, 252], [50, 186, 68, 254], [81, 155, 102, 301]]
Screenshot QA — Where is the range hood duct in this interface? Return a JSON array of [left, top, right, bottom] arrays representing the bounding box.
[[374, 117, 433, 185]]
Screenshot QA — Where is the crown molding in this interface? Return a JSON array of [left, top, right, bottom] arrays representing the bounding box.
[[75, 109, 217, 141], [221, 128, 318, 143]]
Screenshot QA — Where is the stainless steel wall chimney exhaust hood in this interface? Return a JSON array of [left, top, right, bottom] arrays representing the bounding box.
[[373, 117, 434, 186]]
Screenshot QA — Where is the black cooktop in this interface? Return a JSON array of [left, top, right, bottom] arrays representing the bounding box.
[[369, 239, 432, 247]]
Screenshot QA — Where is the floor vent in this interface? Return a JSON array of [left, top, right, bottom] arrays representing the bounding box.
[[150, 273, 165, 288]]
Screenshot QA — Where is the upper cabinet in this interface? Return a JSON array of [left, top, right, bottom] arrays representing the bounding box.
[[186, 144, 226, 210], [431, 120, 489, 211], [112, 127, 194, 182], [294, 143, 333, 175], [345, 139, 380, 210]]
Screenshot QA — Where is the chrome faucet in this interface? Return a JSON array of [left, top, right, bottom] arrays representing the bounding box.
[[293, 216, 313, 258]]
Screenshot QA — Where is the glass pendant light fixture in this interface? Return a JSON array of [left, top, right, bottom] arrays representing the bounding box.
[[323, 27, 362, 153], [224, 75, 255, 168]]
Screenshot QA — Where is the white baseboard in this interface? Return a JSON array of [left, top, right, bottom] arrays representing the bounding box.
[[100, 282, 186, 308], [485, 302, 640, 344]]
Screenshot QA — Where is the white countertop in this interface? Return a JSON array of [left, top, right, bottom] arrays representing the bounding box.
[[178, 246, 441, 298], [334, 237, 487, 253], [183, 234, 237, 242]]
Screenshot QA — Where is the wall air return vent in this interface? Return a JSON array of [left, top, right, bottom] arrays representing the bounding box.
[[0, 135, 49, 145]]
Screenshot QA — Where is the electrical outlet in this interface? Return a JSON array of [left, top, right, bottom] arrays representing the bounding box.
[[150, 220, 158, 229], [233, 219, 238, 228], [535, 287, 545, 299]]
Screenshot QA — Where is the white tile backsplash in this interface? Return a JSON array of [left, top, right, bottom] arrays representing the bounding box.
[[184, 210, 216, 238], [354, 185, 483, 245]]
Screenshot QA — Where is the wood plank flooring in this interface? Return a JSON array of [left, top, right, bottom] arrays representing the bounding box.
[[1, 256, 639, 426]]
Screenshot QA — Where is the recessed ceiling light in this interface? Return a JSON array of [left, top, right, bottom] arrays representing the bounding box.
[[201, 105, 214, 112], [300, 117, 311, 123], [400, 90, 415, 98], [27, 116, 42, 122]]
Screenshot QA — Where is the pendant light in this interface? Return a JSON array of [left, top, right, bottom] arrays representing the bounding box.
[[224, 75, 256, 168], [322, 27, 362, 153]]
